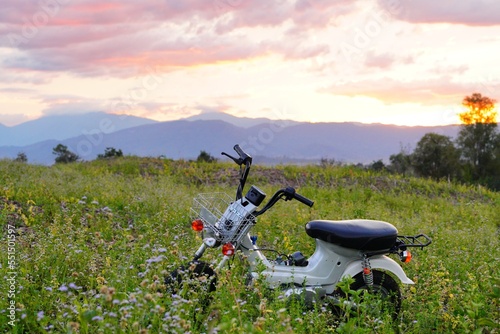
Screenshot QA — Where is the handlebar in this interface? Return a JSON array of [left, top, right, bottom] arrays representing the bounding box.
[[293, 190, 315, 207], [221, 144, 252, 166], [222, 144, 253, 200], [254, 187, 314, 217], [221, 144, 314, 210], [234, 144, 252, 163]]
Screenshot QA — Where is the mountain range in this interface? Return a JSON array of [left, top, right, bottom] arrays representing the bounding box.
[[0, 112, 461, 165]]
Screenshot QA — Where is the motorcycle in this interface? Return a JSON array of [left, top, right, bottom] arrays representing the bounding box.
[[167, 144, 431, 317]]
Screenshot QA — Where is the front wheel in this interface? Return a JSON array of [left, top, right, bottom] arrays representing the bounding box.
[[349, 270, 402, 317], [165, 261, 217, 298]]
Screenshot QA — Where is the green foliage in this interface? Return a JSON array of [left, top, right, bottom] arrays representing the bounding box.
[[412, 133, 460, 180], [197, 150, 217, 163], [384, 93, 500, 191], [97, 147, 123, 159], [0, 158, 499, 333], [369, 159, 386, 172], [52, 144, 79, 164], [14, 152, 28, 163], [457, 93, 500, 188], [389, 150, 413, 176]]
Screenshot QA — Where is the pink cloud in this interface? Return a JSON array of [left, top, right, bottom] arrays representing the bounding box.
[[1, 0, 340, 78], [378, 0, 500, 26], [364, 52, 396, 69], [322, 76, 486, 105]]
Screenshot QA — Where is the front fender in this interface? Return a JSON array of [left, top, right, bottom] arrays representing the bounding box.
[[342, 256, 414, 285]]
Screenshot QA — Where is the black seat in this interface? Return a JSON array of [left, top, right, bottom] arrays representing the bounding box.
[[305, 220, 398, 251]]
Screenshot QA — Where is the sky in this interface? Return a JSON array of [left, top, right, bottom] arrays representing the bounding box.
[[1, 0, 500, 127]]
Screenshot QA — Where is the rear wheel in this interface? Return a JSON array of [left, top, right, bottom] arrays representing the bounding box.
[[349, 270, 402, 317]]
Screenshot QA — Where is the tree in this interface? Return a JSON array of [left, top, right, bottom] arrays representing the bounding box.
[[456, 93, 498, 182], [412, 133, 460, 180], [369, 159, 386, 172], [196, 150, 217, 163], [97, 147, 123, 159], [53, 144, 79, 163], [388, 146, 413, 176], [14, 152, 28, 163]]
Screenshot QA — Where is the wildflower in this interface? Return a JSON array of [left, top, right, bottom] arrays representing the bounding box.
[[146, 255, 165, 263], [96, 276, 106, 285], [100, 285, 109, 294], [37, 311, 44, 321], [68, 283, 81, 290], [45, 287, 53, 292], [92, 316, 103, 321], [158, 248, 167, 253], [69, 322, 80, 331], [59, 285, 68, 292]]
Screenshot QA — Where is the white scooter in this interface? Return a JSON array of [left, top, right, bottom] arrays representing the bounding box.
[[167, 145, 431, 315]]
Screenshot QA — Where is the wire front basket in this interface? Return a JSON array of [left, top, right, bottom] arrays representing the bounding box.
[[190, 193, 256, 244]]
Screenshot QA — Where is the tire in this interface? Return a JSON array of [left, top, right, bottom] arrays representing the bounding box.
[[165, 261, 217, 295], [349, 270, 402, 317], [165, 261, 217, 327]]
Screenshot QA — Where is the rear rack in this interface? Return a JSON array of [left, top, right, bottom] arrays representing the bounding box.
[[365, 233, 432, 257], [395, 234, 432, 250]]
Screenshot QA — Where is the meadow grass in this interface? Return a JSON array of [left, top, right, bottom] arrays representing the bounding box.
[[0, 157, 499, 333]]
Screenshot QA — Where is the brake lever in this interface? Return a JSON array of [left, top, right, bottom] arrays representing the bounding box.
[[221, 152, 243, 165]]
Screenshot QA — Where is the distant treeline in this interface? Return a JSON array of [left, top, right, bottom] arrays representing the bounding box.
[[11, 93, 500, 191]]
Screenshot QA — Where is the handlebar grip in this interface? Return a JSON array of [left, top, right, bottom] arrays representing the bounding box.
[[234, 144, 252, 162], [294, 192, 314, 207]]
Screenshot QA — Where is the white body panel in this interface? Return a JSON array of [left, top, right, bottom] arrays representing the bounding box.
[[239, 234, 412, 294]]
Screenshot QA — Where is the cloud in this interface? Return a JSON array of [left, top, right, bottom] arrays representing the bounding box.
[[0, 113, 33, 126], [364, 51, 396, 69], [0, 0, 355, 78], [378, 0, 500, 26], [41, 100, 104, 116], [322, 76, 483, 105]]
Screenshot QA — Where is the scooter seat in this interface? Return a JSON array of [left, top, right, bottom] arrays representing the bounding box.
[[305, 219, 398, 251]]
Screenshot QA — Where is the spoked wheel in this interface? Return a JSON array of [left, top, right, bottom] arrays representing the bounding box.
[[349, 270, 402, 318]]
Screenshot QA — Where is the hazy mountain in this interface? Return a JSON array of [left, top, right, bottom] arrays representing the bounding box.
[[0, 117, 461, 165], [0, 112, 157, 146], [185, 111, 298, 128]]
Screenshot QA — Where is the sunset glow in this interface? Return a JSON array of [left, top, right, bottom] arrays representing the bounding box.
[[1, 0, 500, 126]]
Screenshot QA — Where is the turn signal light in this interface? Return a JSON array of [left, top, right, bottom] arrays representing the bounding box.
[[400, 250, 412, 263], [191, 219, 204, 232], [222, 242, 235, 256]]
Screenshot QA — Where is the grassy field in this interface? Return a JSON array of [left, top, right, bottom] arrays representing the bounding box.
[[1, 157, 499, 333]]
